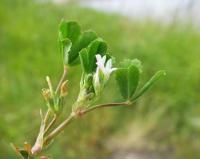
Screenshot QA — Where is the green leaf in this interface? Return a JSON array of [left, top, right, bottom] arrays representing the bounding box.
[[60, 38, 72, 65], [79, 39, 108, 73], [59, 20, 80, 43], [132, 70, 166, 100], [121, 59, 142, 73], [69, 30, 97, 65], [116, 65, 140, 100], [59, 20, 81, 65], [128, 65, 140, 99], [59, 20, 99, 66], [116, 59, 141, 100], [87, 38, 107, 72], [115, 68, 128, 99], [79, 48, 89, 73]]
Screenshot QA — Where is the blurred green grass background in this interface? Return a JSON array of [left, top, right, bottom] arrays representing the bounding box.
[[0, 0, 200, 158]]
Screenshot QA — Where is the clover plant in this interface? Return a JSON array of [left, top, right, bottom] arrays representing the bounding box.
[[11, 20, 166, 159]]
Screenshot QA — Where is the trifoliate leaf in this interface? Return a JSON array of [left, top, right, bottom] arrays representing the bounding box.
[[115, 68, 128, 99], [132, 70, 166, 100], [79, 48, 89, 73], [115, 65, 140, 100], [128, 65, 140, 99], [121, 59, 142, 73], [59, 20, 80, 44], [59, 20, 98, 66], [69, 30, 97, 65], [59, 21, 80, 65]]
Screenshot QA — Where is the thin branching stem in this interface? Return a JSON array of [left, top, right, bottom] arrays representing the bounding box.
[[43, 109, 51, 128], [43, 113, 75, 145], [44, 114, 57, 135], [55, 65, 67, 94], [81, 101, 131, 114], [43, 101, 132, 146]]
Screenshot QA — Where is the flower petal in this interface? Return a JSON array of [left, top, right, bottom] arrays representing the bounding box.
[[106, 59, 112, 70], [95, 54, 101, 61], [102, 55, 106, 64]]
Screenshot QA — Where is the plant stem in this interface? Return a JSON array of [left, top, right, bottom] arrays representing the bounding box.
[[44, 109, 51, 128], [55, 66, 67, 94], [43, 113, 75, 145], [42, 66, 68, 145], [44, 114, 57, 135], [81, 101, 131, 114], [43, 101, 131, 146]]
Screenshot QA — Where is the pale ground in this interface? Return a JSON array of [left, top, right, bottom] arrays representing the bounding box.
[[106, 108, 173, 159], [109, 149, 171, 159]]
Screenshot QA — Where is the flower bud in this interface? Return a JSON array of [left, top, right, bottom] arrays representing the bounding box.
[[42, 88, 52, 101], [60, 80, 68, 97]]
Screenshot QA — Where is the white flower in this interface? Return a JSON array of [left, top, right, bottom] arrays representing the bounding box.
[[93, 54, 117, 94], [96, 54, 117, 79]]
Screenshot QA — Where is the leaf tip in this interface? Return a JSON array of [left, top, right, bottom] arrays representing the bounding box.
[[157, 70, 167, 77]]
